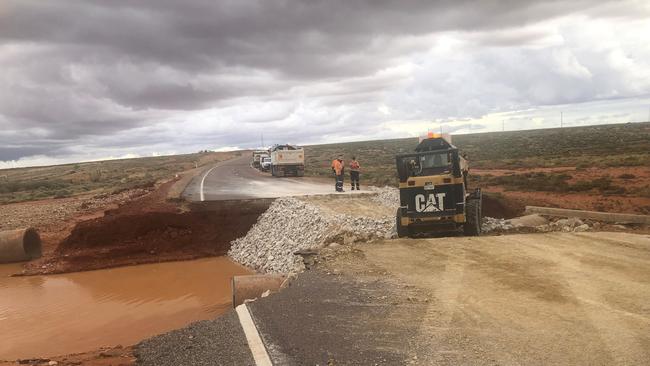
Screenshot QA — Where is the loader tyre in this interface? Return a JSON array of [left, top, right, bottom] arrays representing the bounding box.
[[396, 208, 409, 238], [463, 198, 481, 236]]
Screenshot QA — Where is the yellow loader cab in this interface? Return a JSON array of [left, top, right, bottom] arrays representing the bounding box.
[[395, 133, 482, 237]]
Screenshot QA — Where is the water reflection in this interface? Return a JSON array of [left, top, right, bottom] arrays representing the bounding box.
[[0, 257, 251, 360]]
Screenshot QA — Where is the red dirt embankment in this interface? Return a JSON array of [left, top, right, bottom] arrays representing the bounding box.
[[19, 180, 270, 276], [474, 166, 650, 215], [481, 193, 525, 219]]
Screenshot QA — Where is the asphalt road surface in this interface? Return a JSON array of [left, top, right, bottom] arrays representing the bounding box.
[[136, 231, 650, 365], [183, 155, 368, 201]]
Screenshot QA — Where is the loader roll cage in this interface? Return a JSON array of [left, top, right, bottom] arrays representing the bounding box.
[[396, 148, 462, 182]]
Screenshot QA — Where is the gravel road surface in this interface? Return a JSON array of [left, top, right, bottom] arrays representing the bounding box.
[[182, 155, 369, 201], [135, 311, 255, 366]]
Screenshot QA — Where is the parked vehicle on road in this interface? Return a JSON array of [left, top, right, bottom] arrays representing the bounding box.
[[270, 144, 305, 177], [251, 150, 268, 169], [260, 156, 272, 172]]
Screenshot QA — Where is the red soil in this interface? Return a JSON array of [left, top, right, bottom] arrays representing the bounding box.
[[485, 187, 650, 215], [0, 346, 135, 366], [18, 180, 269, 276], [481, 193, 525, 219], [474, 166, 650, 215]]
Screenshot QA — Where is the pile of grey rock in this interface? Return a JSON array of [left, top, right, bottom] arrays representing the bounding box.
[[370, 186, 400, 207], [228, 198, 325, 274], [481, 217, 515, 233], [537, 217, 591, 232], [328, 213, 396, 242], [229, 197, 396, 274], [482, 214, 592, 233]]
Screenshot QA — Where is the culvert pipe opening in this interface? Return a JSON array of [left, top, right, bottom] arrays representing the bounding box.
[[23, 228, 43, 259], [0, 228, 42, 264]]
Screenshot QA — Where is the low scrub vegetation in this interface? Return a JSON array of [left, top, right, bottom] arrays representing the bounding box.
[[477, 173, 572, 192], [0, 152, 230, 204], [0, 179, 72, 194], [304, 122, 650, 189], [474, 173, 629, 195]]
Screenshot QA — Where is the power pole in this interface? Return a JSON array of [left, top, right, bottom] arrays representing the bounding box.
[[560, 112, 563, 128]]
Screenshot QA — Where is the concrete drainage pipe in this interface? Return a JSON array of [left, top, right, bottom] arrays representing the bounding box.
[[0, 228, 42, 264], [232, 274, 286, 307]]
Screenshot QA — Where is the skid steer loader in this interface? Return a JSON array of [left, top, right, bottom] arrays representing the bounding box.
[[395, 133, 482, 237]]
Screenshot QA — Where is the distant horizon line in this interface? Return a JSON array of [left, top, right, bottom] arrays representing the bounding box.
[[1, 120, 648, 171]]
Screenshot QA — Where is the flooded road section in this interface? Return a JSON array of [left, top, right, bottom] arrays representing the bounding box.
[[0, 257, 252, 360]]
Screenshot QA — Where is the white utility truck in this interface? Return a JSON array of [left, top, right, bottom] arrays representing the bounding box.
[[260, 156, 271, 171], [251, 150, 268, 169]]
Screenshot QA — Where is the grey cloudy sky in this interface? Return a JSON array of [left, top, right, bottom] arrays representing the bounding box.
[[1, 0, 649, 167]]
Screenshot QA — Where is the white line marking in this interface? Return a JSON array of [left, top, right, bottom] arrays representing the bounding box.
[[199, 165, 219, 201], [236, 304, 273, 366]]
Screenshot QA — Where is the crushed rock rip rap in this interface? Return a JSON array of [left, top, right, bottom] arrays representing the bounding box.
[[482, 216, 591, 233], [229, 191, 397, 274]]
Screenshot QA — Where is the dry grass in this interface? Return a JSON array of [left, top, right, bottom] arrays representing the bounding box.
[[303, 122, 650, 188], [0, 151, 240, 204]]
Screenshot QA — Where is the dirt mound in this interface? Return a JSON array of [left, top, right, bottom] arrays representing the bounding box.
[[18, 177, 270, 275], [482, 193, 524, 219], [44, 201, 269, 274], [60, 211, 230, 254], [104, 180, 179, 215]]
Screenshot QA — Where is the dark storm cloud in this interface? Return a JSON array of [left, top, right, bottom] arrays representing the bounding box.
[[0, 0, 648, 163], [0, 146, 56, 161], [0, 0, 616, 75]]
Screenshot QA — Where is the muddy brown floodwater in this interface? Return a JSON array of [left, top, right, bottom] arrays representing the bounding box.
[[0, 257, 252, 360]]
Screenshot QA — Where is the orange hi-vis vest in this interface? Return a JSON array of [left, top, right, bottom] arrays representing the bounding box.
[[331, 159, 344, 175], [349, 160, 360, 171]]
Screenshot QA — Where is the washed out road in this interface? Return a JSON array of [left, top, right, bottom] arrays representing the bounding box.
[[137, 231, 650, 365], [183, 155, 367, 201]]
